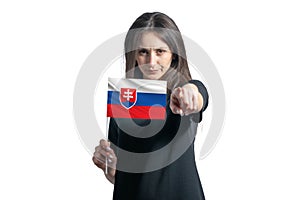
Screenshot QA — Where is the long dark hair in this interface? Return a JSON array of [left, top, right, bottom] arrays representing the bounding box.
[[124, 12, 192, 92]]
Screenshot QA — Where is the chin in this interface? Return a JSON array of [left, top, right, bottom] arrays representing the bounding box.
[[145, 77, 157, 80], [146, 75, 161, 80]]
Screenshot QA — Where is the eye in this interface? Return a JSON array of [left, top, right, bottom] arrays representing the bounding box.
[[138, 49, 149, 56], [156, 49, 167, 55]]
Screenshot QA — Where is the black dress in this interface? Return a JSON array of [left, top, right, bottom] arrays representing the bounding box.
[[108, 80, 209, 200]]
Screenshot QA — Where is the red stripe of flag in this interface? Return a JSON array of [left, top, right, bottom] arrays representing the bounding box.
[[107, 104, 166, 120]]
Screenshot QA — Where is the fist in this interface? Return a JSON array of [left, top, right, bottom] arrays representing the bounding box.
[[170, 83, 203, 116], [93, 139, 117, 184]]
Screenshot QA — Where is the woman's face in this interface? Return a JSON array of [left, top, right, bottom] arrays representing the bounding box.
[[135, 32, 173, 80]]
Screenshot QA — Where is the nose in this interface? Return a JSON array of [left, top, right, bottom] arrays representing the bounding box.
[[148, 51, 157, 66]]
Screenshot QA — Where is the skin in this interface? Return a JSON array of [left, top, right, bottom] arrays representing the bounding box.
[[92, 32, 204, 184]]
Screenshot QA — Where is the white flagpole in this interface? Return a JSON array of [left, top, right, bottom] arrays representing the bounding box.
[[106, 76, 111, 175]]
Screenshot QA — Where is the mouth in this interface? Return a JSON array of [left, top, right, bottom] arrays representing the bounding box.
[[146, 69, 160, 74]]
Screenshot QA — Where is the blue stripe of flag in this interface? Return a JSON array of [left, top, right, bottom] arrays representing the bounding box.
[[107, 91, 166, 107]]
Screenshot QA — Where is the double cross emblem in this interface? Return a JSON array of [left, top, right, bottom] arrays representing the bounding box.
[[119, 88, 137, 109]]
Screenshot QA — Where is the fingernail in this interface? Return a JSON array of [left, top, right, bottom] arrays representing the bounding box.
[[108, 159, 112, 163], [106, 146, 111, 151], [108, 154, 113, 159]]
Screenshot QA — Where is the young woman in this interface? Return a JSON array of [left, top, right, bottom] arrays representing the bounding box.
[[93, 12, 208, 200]]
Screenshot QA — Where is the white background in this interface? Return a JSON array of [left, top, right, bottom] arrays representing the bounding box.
[[1, 0, 299, 199]]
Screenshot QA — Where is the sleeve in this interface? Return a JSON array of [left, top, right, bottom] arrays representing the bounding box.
[[188, 79, 209, 123]]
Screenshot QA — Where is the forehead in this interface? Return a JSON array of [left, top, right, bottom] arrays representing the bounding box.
[[137, 32, 169, 49]]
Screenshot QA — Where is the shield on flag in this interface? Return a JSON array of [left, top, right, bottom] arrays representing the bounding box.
[[119, 88, 137, 109]]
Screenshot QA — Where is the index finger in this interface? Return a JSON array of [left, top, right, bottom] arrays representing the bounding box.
[[170, 88, 184, 115]]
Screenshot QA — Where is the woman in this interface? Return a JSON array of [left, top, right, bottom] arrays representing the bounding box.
[[93, 12, 208, 200]]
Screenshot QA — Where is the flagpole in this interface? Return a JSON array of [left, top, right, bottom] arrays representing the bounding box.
[[106, 77, 111, 175]]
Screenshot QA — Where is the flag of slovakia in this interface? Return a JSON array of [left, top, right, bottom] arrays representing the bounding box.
[[107, 78, 167, 120]]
